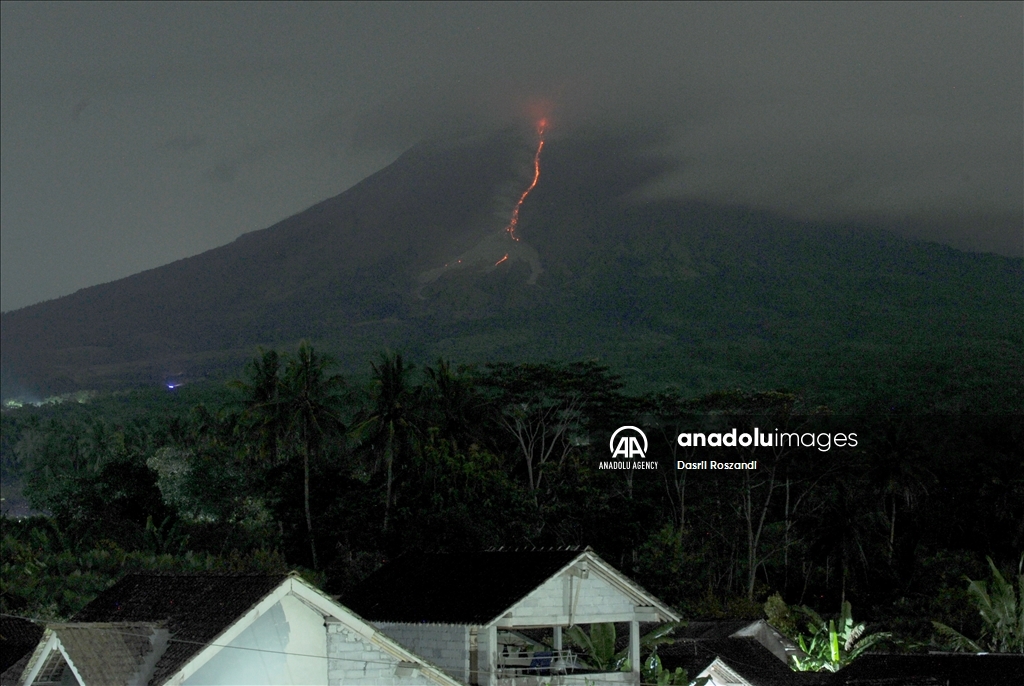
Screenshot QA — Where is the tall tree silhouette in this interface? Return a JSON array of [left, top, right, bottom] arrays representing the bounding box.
[[481, 361, 623, 503], [231, 348, 286, 465], [281, 342, 346, 569], [867, 418, 934, 566], [352, 351, 418, 533], [422, 358, 480, 451]]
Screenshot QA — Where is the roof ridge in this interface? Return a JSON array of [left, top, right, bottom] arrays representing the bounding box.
[[484, 545, 583, 552], [116, 572, 289, 578]]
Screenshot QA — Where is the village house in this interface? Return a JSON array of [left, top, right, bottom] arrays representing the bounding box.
[[650, 619, 825, 686], [5, 568, 1022, 685], [2, 572, 461, 686], [344, 547, 680, 686]]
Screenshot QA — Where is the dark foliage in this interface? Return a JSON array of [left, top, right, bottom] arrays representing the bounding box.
[[1, 349, 1021, 656]]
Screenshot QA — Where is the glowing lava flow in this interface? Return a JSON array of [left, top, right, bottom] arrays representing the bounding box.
[[504, 119, 547, 241]]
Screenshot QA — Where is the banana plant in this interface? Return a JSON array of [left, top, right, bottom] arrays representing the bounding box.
[[565, 622, 682, 672], [640, 653, 709, 686], [790, 601, 890, 672], [565, 622, 621, 671]]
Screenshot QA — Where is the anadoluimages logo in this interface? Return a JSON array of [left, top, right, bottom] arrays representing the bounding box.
[[601, 426, 658, 470]]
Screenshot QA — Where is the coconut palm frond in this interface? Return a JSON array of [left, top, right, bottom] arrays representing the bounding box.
[[932, 621, 983, 653]]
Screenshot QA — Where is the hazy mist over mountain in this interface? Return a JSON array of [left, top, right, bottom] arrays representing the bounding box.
[[2, 125, 1020, 410], [2, 3, 1021, 312]]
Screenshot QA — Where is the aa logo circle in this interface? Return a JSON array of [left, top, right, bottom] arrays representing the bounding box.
[[609, 426, 648, 459]]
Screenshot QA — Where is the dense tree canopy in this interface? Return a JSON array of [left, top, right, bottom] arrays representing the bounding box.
[[2, 348, 1021, 655]]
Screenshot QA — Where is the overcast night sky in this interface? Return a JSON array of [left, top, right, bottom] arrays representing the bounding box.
[[1, 2, 1021, 313]]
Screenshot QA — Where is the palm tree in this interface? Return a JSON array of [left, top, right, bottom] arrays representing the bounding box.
[[280, 342, 347, 569], [351, 351, 418, 533], [231, 348, 287, 465], [422, 358, 479, 451]]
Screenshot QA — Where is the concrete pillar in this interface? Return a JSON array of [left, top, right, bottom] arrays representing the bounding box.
[[629, 619, 640, 684], [482, 624, 497, 686], [552, 625, 564, 674]]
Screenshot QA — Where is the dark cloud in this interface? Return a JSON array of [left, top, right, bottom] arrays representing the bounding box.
[[2, 2, 1020, 311]]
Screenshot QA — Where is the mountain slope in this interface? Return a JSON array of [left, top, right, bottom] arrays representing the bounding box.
[[2, 128, 1021, 409]]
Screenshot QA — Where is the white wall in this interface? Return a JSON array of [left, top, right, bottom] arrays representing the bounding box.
[[184, 595, 326, 685], [506, 571, 636, 625], [327, 623, 442, 686], [375, 623, 470, 683]]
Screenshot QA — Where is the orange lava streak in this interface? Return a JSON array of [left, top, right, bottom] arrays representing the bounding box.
[[495, 253, 509, 266], [505, 120, 547, 241]]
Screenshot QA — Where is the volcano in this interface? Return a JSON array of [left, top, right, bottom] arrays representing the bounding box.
[[2, 128, 1021, 409]]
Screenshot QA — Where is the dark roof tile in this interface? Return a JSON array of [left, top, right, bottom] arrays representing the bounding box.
[[835, 653, 1024, 686], [71, 573, 287, 686], [659, 637, 825, 686], [675, 619, 763, 640], [51, 623, 164, 685], [0, 616, 43, 674], [345, 549, 582, 624]]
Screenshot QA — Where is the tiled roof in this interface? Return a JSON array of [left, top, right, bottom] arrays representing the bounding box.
[[71, 573, 287, 686], [833, 653, 1024, 686], [345, 549, 584, 624], [50, 622, 163, 685], [612, 621, 761, 652], [674, 619, 763, 640], [658, 637, 828, 686], [613, 619, 764, 643], [0, 657, 30, 686], [0, 616, 43, 674]]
